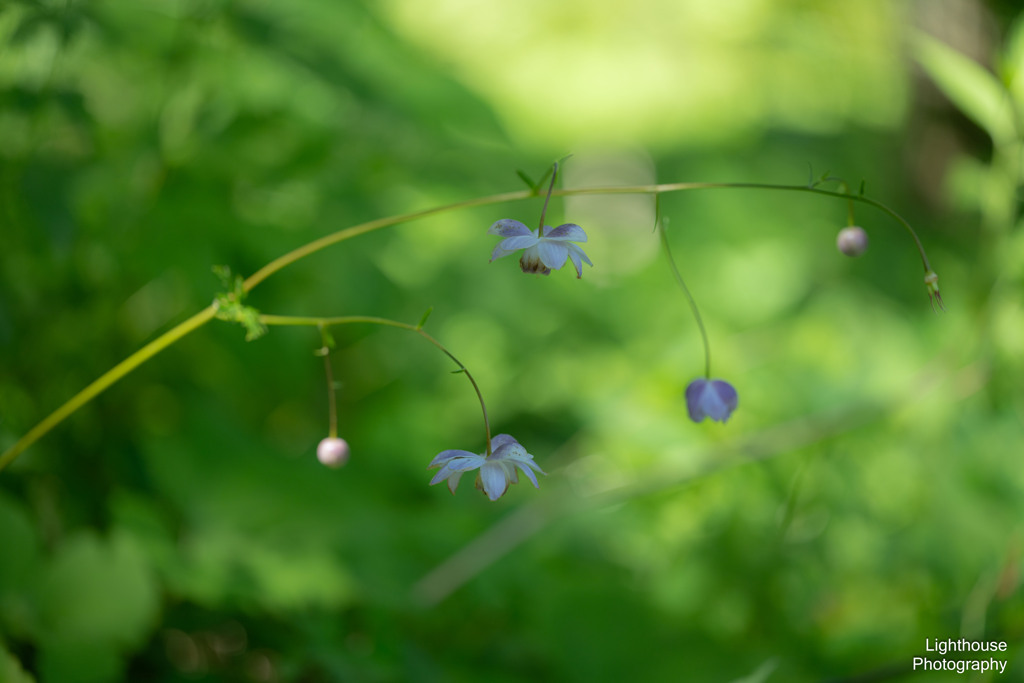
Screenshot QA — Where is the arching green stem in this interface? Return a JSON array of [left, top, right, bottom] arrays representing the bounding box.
[[1, 178, 939, 471], [246, 181, 936, 289], [260, 314, 493, 456], [0, 305, 217, 471], [559, 182, 935, 274]]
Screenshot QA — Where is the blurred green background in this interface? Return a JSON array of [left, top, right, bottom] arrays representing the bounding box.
[[2, 0, 1024, 681]]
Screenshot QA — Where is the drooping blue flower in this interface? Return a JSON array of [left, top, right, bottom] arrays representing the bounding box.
[[428, 434, 546, 501], [685, 378, 738, 423], [488, 219, 592, 278]]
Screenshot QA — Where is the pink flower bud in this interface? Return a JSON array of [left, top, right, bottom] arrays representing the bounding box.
[[317, 437, 350, 468], [836, 226, 869, 257]]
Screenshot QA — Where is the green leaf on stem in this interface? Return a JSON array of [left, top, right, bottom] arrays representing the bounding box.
[[318, 325, 336, 351], [417, 306, 434, 330], [213, 270, 267, 341], [212, 264, 233, 289], [515, 170, 536, 191]]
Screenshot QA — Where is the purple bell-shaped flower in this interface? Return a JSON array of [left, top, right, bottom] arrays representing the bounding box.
[[685, 378, 739, 423]]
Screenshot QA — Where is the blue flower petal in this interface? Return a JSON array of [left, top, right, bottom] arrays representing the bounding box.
[[498, 235, 540, 251], [545, 223, 588, 242], [565, 243, 592, 278], [685, 378, 739, 423], [685, 379, 709, 422], [490, 434, 519, 451], [537, 241, 569, 270], [479, 462, 510, 501], [514, 461, 541, 488], [490, 243, 516, 261], [428, 449, 476, 468], [446, 470, 465, 494], [488, 219, 533, 237], [707, 380, 738, 422], [492, 440, 527, 459], [491, 235, 540, 262], [429, 454, 485, 485]]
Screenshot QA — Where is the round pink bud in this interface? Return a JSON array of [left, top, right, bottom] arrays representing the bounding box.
[[316, 437, 350, 468], [836, 226, 868, 257]]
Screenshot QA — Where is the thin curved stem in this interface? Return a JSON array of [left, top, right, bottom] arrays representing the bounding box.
[[537, 162, 558, 232], [316, 324, 338, 438], [827, 178, 857, 227], [2, 178, 938, 471], [260, 314, 493, 455], [242, 190, 534, 291], [243, 182, 936, 291], [324, 351, 338, 438], [554, 182, 934, 273], [659, 224, 712, 378], [0, 305, 218, 471]]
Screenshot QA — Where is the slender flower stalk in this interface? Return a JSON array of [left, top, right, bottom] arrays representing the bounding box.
[[537, 161, 559, 232], [259, 314, 493, 455], [1, 178, 939, 470], [659, 222, 711, 379], [325, 351, 338, 438], [827, 177, 857, 228], [314, 325, 350, 468], [317, 327, 339, 439], [660, 219, 739, 423]]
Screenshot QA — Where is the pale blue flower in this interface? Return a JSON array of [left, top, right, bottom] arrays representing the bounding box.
[[428, 434, 546, 501], [685, 378, 738, 423], [488, 219, 592, 278]]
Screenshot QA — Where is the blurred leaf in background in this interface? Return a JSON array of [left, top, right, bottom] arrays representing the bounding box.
[[1, 0, 1024, 681]]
